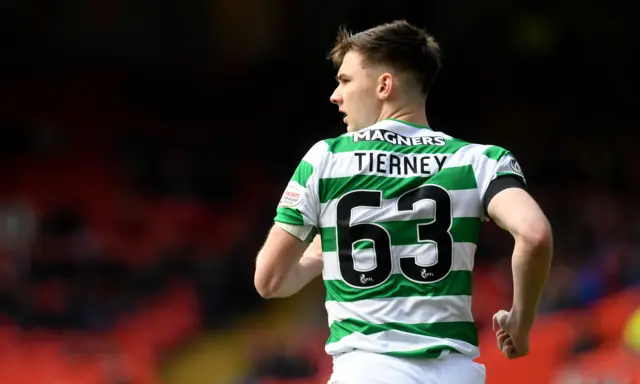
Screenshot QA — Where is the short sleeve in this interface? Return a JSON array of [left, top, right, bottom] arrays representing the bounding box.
[[274, 140, 328, 240], [477, 145, 527, 220], [491, 152, 526, 185]]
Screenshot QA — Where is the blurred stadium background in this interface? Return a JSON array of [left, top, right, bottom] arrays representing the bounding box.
[[1, 1, 638, 383]]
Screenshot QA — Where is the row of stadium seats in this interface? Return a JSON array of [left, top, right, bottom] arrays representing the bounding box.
[[0, 149, 268, 265], [0, 281, 200, 384]]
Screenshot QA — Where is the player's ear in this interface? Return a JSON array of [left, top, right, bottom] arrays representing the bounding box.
[[377, 73, 393, 100]]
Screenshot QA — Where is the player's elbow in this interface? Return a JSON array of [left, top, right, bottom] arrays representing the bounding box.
[[256, 287, 276, 299], [254, 276, 273, 299], [516, 216, 553, 252], [254, 272, 281, 299]]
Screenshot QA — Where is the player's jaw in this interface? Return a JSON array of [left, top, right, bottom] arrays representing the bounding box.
[[334, 92, 380, 132], [342, 113, 369, 132], [342, 106, 381, 132]]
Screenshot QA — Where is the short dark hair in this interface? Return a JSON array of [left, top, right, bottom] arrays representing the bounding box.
[[329, 20, 442, 95]]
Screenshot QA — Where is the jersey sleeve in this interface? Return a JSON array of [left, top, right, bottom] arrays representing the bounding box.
[[477, 145, 527, 220], [273, 140, 328, 242]]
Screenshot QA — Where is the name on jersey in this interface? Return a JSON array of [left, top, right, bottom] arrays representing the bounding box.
[[353, 129, 446, 146], [354, 152, 448, 176]]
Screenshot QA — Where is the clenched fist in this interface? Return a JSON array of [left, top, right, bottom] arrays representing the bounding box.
[[492, 309, 530, 359]]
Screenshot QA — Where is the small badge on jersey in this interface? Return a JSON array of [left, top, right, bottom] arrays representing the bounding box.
[[510, 158, 523, 177], [279, 184, 303, 208]]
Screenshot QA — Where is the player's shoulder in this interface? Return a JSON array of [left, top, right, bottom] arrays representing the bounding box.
[[313, 131, 354, 156], [443, 137, 514, 162], [447, 138, 525, 179], [300, 139, 334, 166], [477, 144, 516, 162], [297, 131, 359, 171]]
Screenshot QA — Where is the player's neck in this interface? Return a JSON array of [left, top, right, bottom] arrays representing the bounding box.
[[377, 108, 429, 129]]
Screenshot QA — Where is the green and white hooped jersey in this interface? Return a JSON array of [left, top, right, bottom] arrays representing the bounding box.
[[274, 119, 526, 359]]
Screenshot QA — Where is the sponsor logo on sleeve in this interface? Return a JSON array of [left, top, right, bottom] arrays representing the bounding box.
[[278, 184, 303, 208]]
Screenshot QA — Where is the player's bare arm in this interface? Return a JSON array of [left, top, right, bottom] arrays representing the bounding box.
[[254, 227, 323, 299], [487, 187, 553, 358]]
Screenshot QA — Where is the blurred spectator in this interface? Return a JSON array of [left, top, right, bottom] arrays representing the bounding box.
[[0, 198, 37, 324], [0, 197, 37, 280]]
